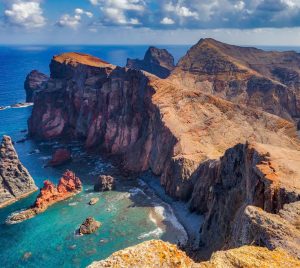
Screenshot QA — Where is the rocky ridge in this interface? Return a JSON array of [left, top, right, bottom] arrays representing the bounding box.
[[0, 135, 37, 208], [126, 46, 175, 78], [24, 70, 49, 102], [88, 240, 300, 268], [26, 45, 300, 258], [7, 170, 82, 223], [171, 38, 300, 125]]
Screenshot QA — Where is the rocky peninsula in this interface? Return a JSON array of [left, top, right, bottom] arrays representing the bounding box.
[[7, 170, 82, 223], [0, 135, 37, 208], [25, 40, 300, 263]]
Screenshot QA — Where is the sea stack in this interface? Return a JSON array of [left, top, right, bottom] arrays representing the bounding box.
[[126, 46, 175, 78], [7, 170, 82, 223], [24, 70, 49, 102], [0, 135, 37, 208]]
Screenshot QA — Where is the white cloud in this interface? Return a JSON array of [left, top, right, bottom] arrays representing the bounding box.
[[165, 2, 198, 19], [161, 17, 175, 25], [57, 8, 93, 29], [4, 0, 45, 29]]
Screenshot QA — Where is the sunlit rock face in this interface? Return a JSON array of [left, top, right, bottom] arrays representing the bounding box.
[[0, 135, 37, 208]]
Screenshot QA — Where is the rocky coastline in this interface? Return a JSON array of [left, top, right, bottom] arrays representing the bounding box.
[[7, 170, 82, 223], [24, 41, 300, 263]]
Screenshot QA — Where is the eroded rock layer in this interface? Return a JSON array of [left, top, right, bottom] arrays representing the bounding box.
[[7, 170, 82, 223], [0, 135, 37, 208]]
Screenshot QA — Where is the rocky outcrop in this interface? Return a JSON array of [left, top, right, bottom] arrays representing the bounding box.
[[89, 197, 99, 205], [24, 70, 49, 102], [79, 217, 101, 235], [94, 175, 115, 192], [88, 240, 300, 268], [172, 38, 300, 123], [27, 50, 300, 257], [0, 135, 37, 208], [47, 148, 71, 167], [7, 170, 82, 223], [189, 142, 300, 256], [126, 46, 175, 78], [88, 240, 193, 268]]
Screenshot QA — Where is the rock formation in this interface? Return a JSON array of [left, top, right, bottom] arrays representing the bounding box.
[[26, 46, 300, 258], [87, 240, 300, 268], [7, 170, 82, 223], [48, 148, 72, 167], [126, 46, 175, 78], [171, 38, 300, 124], [24, 70, 49, 102], [79, 217, 101, 235], [89, 197, 99, 205], [94, 175, 115, 192], [0, 135, 37, 208]]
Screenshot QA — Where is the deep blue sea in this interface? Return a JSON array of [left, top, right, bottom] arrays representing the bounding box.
[[0, 44, 299, 268], [0, 45, 190, 268]]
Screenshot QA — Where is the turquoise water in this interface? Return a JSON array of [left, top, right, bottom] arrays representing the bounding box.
[[0, 106, 188, 268], [0, 46, 191, 268]]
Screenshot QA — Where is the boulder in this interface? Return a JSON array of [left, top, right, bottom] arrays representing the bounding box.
[[89, 197, 99, 205], [79, 217, 101, 235], [94, 175, 115, 192], [48, 148, 71, 167]]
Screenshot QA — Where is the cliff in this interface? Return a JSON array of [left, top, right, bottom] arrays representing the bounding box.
[[27, 47, 300, 257], [172, 38, 300, 125], [126, 46, 175, 78], [24, 70, 49, 102], [0, 135, 37, 208], [7, 170, 82, 223], [88, 240, 300, 268]]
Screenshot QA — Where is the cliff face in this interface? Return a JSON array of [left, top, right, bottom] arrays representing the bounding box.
[[0, 135, 37, 208], [24, 70, 49, 102], [88, 240, 300, 268], [27, 49, 300, 257], [172, 38, 300, 124], [126, 46, 175, 78]]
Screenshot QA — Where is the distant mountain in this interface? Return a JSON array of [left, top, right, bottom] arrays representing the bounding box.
[[172, 38, 300, 125]]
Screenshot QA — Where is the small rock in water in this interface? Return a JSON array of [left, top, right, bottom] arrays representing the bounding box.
[[99, 238, 108, 244], [89, 197, 99, 205], [94, 175, 115, 192], [79, 217, 101, 235], [68, 244, 77, 250], [22, 252, 32, 260]]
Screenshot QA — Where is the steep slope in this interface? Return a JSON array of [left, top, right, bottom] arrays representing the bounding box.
[[27, 51, 300, 258], [172, 38, 300, 124], [126, 46, 175, 78], [24, 70, 49, 102], [0, 135, 37, 208]]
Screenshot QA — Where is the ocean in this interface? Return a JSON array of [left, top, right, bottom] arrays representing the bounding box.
[[0, 45, 189, 268], [0, 44, 299, 268]]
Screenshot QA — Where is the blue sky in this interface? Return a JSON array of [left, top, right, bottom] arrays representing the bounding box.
[[1, 0, 300, 45]]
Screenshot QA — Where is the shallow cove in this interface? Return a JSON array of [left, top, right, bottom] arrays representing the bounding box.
[[0, 106, 189, 268]]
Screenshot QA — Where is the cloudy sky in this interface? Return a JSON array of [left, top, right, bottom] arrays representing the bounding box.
[[1, 0, 300, 45]]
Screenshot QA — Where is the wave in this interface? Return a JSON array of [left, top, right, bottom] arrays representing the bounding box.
[[138, 227, 163, 239]]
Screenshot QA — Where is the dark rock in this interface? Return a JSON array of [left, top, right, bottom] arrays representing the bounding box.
[[126, 46, 175, 78], [24, 70, 49, 102], [94, 175, 115, 192], [48, 148, 71, 167], [0, 135, 37, 208], [79, 217, 101, 235]]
